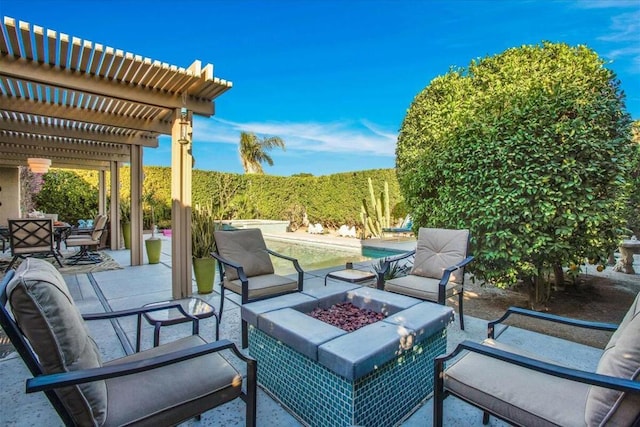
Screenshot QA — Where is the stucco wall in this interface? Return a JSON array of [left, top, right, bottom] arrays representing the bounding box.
[[0, 167, 20, 226]]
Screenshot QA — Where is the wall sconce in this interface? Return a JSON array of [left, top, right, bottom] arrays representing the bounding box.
[[178, 107, 191, 145], [27, 158, 51, 174]]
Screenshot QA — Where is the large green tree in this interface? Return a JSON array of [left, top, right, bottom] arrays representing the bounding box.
[[397, 42, 634, 300], [239, 131, 285, 174], [627, 120, 640, 237], [35, 170, 99, 225]]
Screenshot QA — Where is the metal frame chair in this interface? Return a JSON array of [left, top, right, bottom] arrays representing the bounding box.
[[6, 218, 63, 271], [434, 304, 640, 427], [211, 228, 304, 348], [65, 214, 108, 264], [376, 227, 474, 329], [0, 260, 257, 427]]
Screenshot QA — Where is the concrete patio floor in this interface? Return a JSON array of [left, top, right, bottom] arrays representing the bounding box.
[[1, 233, 637, 426]]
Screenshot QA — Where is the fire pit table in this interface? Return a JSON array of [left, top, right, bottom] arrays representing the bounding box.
[[242, 287, 454, 427]]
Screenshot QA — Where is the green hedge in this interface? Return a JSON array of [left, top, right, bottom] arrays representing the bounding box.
[[35, 167, 404, 229]]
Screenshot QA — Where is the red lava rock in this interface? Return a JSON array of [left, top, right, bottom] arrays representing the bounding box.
[[307, 302, 386, 332]]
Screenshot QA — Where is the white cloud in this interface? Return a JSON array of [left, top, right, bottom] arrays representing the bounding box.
[[598, 11, 640, 42], [191, 117, 398, 156], [575, 0, 639, 9]]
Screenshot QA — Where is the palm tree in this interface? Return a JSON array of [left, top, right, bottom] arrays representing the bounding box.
[[239, 131, 286, 174]]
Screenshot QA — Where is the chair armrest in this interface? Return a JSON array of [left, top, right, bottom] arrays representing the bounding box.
[[209, 252, 251, 303], [266, 249, 304, 274], [209, 251, 242, 271], [435, 340, 640, 394], [488, 307, 618, 339], [379, 250, 416, 275], [209, 252, 249, 282], [26, 339, 255, 393], [267, 249, 304, 292], [438, 255, 475, 286]]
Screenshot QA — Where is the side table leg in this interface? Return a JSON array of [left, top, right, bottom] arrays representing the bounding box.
[[153, 322, 161, 347], [214, 314, 220, 341]]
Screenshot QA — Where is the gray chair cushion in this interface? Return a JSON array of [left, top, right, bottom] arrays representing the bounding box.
[[214, 229, 274, 281], [585, 292, 640, 426], [103, 335, 242, 427], [410, 228, 469, 283], [7, 258, 107, 426], [384, 274, 460, 301], [225, 273, 298, 300], [445, 339, 588, 427]]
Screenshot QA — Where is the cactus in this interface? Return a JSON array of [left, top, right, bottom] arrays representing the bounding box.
[[360, 178, 390, 238]]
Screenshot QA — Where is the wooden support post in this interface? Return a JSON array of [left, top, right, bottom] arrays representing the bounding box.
[[171, 108, 193, 299], [130, 145, 143, 266], [109, 161, 121, 250]]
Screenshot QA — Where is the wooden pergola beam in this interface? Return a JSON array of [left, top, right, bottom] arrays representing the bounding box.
[[0, 57, 216, 116], [0, 117, 158, 146], [1, 96, 172, 134]]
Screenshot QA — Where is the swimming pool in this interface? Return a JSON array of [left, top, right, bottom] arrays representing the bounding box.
[[264, 239, 402, 275]]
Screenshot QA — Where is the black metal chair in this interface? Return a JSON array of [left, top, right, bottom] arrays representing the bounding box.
[[0, 258, 257, 426], [433, 297, 640, 427], [211, 228, 304, 348], [376, 227, 474, 329], [5, 218, 63, 271]]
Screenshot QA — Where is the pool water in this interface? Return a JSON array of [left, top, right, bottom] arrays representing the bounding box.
[[264, 239, 401, 275]]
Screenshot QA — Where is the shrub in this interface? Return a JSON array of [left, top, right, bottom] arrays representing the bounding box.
[[35, 170, 99, 225], [397, 42, 635, 300]]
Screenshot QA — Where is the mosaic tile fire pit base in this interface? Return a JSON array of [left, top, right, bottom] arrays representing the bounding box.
[[249, 326, 446, 427], [242, 287, 454, 427]]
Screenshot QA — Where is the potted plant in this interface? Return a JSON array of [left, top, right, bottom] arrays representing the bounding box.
[[120, 198, 131, 249], [143, 191, 162, 264], [192, 202, 218, 294]]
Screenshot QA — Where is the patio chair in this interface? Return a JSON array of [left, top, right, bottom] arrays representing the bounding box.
[[433, 293, 640, 427], [212, 228, 304, 348], [65, 214, 108, 264], [376, 227, 473, 329], [5, 218, 63, 271], [0, 257, 257, 427]]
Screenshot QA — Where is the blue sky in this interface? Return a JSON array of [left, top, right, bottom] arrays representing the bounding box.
[[2, 1, 639, 176]]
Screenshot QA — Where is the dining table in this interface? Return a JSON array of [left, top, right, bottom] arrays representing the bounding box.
[[52, 222, 72, 253]]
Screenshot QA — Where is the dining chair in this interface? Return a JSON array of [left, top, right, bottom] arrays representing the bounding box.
[[65, 214, 108, 264], [5, 218, 63, 271]]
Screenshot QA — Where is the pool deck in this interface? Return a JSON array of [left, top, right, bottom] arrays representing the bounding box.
[[1, 233, 638, 426]]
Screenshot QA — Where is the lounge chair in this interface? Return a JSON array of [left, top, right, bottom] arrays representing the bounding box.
[[0, 257, 257, 426], [211, 228, 304, 348], [376, 227, 473, 329], [434, 293, 640, 426], [383, 214, 413, 235]]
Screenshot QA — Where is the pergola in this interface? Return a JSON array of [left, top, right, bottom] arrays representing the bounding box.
[[0, 16, 232, 298]]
